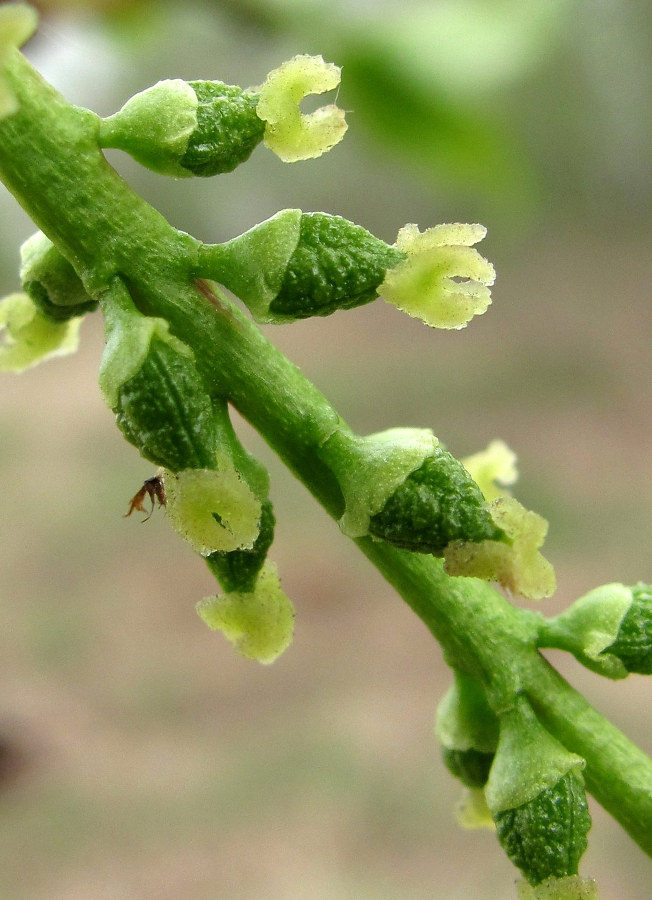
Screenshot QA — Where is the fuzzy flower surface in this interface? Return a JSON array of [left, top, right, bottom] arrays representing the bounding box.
[[380, 223, 495, 329], [164, 460, 261, 556], [256, 54, 347, 162], [0, 3, 37, 119]]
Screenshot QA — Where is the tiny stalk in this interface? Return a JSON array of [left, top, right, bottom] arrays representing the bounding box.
[[0, 8, 650, 893]]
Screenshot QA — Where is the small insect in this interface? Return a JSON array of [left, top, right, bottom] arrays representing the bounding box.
[[124, 469, 166, 522]]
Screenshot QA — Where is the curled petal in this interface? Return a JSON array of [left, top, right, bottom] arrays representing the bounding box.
[[0, 292, 80, 371], [256, 54, 347, 162], [381, 223, 496, 329], [444, 495, 556, 600], [197, 561, 295, 664]]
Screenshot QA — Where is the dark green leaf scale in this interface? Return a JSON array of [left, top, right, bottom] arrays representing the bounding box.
[[494, 773, 591, 886], [206, 498, 275, 594], [181, 82, 265, 177], [442, 747, 495, 788], [115, 338, 217, 472], [368, 448, 506, 554], [270, 212, 405, 317], [609, 584, 652, 674]]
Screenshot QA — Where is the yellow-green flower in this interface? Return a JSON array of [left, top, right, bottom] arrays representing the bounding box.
[[256, 54, 347, 162], [0, 292, 81, 371], [380, 223, 495, 329], [197, 561, 295, 663], [0, 3, 38, 119], [462, 439, 518, 502], [164, 459, 261, 556], [444, 495, 556, 600]]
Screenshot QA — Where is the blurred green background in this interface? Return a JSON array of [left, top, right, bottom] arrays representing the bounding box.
[[1, 1, 651, 897]]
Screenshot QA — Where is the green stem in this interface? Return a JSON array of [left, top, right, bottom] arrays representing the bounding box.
[[1, 50, 651, 857]]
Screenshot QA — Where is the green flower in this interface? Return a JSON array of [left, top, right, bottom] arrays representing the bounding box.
[[462, 439, 518, 502], [0, 3, 37, 120], [164, 456, 261, 556], [0, 292, 81, 371], [444, 495, 556, 601], [197, 561, 295, 664], [380, 223, 495, 329], [256, 54, 347, 162]]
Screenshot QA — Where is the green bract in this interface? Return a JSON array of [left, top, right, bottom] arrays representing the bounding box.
[[98, 285, 218, 472], [541, 582, 652, 678], [20, 231, 98, 322], [0, 2, 37, 119], [204, 210, 404, 323], [196, 561, 295, 663], [321, 426, 440, 539], [322, 426, 509, 556], [100, 80, 198, 177], [269, 213, 405, 320], [436, 673, 499, 789], [99, 78, 266, 178], [380, 223, 495, 329], [201, 210, 302, 322], [486, 698, 590, 885], [256, 54, 347, 162], [0, 291, 81, 371]]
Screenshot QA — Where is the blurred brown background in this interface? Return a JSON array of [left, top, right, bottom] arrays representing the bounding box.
[[0, 1, 650, 897]]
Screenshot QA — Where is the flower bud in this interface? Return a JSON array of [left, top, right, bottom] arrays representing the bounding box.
[[203, 210, 404, 324], [99, 79, 264, 177], [0, 3, 38, 119], [267, 213, 404, 321], [197, 561, 295, 663], [321, 426, 508, 554], [607, 582, 652, 675], [540, 582, 652, 678], [486, 698, 591, 887], [99, 283, 221, 473], [436, 673, 499, 790], [0, 292, 81, 371], [368, 447, 507, 554], [379, 223, 495, 329], [20, 231, 97, 322], [255, 54, 347, 162]]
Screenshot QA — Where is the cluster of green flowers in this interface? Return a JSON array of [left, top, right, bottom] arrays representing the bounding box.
[[2, 10, 651, 894]]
